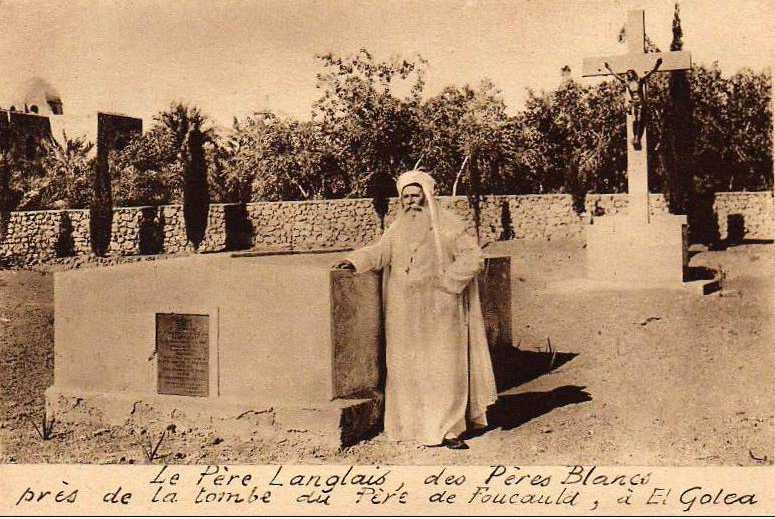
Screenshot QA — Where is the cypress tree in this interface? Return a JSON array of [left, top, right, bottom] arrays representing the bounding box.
[[183, 128, 209, 250], [90, 113, 113, 256], [663, 2, 694, 215], [0, 154, 11, 241]]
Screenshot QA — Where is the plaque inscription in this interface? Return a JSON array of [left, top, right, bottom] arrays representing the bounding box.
[[156, 313, 209, 397]]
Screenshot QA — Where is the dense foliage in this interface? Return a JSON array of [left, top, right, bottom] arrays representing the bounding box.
[[0, 52, 771, 214]]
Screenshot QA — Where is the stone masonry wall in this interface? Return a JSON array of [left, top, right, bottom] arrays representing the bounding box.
[[0, 209, 92, 264], [246, 199, 384, 250], [713, 192, 775, 241], [108, 205, 228, 256], [0, 192, 771, 266]]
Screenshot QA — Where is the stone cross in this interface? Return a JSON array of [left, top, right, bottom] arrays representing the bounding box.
[[583, 10, 691, 223]]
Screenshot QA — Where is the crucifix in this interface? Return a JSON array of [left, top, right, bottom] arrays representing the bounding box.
[[582, 10, 691, 224]]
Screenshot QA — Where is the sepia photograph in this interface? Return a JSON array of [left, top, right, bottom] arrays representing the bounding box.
[[0, 0, 772, 490]]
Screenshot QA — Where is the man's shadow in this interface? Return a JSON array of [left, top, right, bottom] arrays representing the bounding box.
[[465, 348, 592, 438], [482, 385, 592, 433], [491, 349, 578, 392]]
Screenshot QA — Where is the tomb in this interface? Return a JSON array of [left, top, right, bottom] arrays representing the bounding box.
[[46, 251, 511, 446]]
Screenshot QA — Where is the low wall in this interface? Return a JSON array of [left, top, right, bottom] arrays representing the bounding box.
[[245, 199, 385, 250], [0, 192, 771, 266], [1, 209, 91, 264], [110, 205, 228, 256], [713, 192, 775, 241]]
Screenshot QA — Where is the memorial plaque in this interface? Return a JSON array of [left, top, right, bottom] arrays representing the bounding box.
[[156, 313, 209, 397]]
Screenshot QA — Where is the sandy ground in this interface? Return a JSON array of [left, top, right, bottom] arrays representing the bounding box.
[[1, 240, 773, 466]]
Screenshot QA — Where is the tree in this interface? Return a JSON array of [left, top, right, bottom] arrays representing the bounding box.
[[222, 112, 338, 201], [1, 145, 47, 212], [37, 132, 94, 209], [415, 80, 516, 236], [660, 2, 694, 214], [517, 76, 626, 211], [683, 65, 771, 194], [416, 81, 514, 194], [90, 140, 113, 256], [312, 49, 427, 200], [183, 127, 209, 249], [154, 103, 216, 249], [110, 128, 182, 206], [0, 131, 94, 241], [109, 102, 218, 208]]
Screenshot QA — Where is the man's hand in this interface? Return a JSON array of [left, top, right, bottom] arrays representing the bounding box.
[[333, 260, 355, 270]]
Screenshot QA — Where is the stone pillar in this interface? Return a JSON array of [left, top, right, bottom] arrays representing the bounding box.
[[627, 120, 650, 223]]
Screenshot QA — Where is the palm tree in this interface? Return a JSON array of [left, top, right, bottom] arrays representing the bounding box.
[[156, 102, 215, 156], [40, 132, 94, 209]]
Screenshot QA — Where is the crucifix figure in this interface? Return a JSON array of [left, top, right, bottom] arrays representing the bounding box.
[[605, 57, 662, 150], [583, 10, 691, 223]]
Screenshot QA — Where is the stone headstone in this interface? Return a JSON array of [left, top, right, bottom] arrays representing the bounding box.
[[479, 256, 514, 390], [330, 269, 382, 397]]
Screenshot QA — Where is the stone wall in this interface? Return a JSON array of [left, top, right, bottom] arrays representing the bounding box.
[[245, 199, 384, 251], [0, 204, 232, 266], [0, 192, 771, 266], [0, 209, 91, 264], [713, 192, 775, 241], [109, 204, 228, 256]]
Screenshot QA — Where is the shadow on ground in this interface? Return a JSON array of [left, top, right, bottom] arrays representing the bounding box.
[[467, 385, 593, 438], [468, 345, 593, 436], [491, 385, 593, 430], [493, 349, 579, 392]]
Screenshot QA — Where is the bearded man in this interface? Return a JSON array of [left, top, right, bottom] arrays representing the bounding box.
[[334, 170, 497, 449]]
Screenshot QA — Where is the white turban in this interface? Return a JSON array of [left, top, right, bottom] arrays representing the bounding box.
[[396, 169, 436, 198]]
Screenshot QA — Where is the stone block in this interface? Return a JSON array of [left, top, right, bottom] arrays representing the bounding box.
[[330, 269, 382, 398], [479, 256, 513, 389], [586, 213, 688, 288], [46, 388, 382, 448], [48, 252, 383, 446]]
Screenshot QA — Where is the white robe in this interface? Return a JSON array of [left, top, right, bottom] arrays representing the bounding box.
[[348, 207, 498, 445]]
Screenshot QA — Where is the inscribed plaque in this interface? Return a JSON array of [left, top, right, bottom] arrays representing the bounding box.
[[156, 313, 209, 397]]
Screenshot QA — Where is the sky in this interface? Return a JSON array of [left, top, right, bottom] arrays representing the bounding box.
[[0, 0, 772, 139]]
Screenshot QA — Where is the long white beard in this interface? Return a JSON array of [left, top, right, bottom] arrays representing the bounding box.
[[400, 207, 429, 246], [403, 205, 428, 221]]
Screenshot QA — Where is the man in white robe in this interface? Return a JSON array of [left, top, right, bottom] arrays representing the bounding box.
[[335, 170, 497, 449]]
